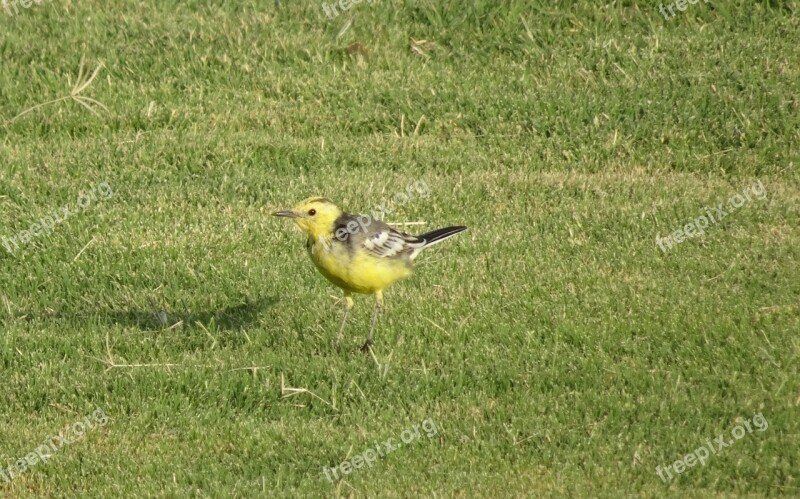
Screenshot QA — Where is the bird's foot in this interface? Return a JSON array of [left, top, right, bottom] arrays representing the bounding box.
[[360, 339, 373, 353]]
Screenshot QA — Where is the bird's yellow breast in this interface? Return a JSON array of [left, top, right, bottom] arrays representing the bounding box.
[[307, 237, 411, 294]]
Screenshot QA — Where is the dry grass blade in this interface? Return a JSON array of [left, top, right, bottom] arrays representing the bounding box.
[[280, 373, 337, 410], [336, 19, 352, 39], [74, 96, 109, 116], [410, 38, 435, 58], [87, 332, 267, 373], [5, 57, 108, 126], [75, 55, 86, 86], [73, 98, 101, 116], [72, 57, 103, 95]]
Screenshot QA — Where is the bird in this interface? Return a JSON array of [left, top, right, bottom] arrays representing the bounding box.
[[273, 196, 467, 352]]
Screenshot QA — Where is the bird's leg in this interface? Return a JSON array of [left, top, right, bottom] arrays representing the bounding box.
[[361, 291, 383, 353], [335, 292, 353, 352]]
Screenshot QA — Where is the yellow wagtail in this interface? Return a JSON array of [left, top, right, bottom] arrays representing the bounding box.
[[273, 197, 467, 352]]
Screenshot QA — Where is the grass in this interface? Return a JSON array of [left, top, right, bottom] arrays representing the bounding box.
[[1, 0, 798, 496]]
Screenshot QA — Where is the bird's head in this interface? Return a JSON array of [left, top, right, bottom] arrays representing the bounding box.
[[273, 197, 342, 239]]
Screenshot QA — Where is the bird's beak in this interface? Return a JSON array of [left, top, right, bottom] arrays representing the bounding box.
[[272, 210, 299, 219]]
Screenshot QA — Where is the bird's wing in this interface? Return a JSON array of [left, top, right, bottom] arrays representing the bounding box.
[[360, 226, 422, 259], [334, 213, 423, 259]]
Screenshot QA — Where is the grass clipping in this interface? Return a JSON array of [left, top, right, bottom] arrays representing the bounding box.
[[5, 57, 108, 126]]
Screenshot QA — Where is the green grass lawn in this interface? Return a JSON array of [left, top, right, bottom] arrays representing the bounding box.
[[1, 0, 798, 497]]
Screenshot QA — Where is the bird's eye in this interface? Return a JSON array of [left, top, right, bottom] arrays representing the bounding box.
[[308, 209, 316, 216]]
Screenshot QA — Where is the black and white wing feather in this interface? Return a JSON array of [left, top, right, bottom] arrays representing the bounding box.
[[333, 212, 467, 260], [361, 227, 423, 259]]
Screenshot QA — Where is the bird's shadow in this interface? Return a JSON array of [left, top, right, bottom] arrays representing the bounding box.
[[104, 297, 280, 332], [11, 297, 280, 333]]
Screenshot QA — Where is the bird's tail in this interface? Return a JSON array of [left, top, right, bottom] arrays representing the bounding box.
[[417, 226, 468, 250]]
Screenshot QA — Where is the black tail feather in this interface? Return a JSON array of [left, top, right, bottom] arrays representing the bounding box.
[[418, 226, 468, 246]]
